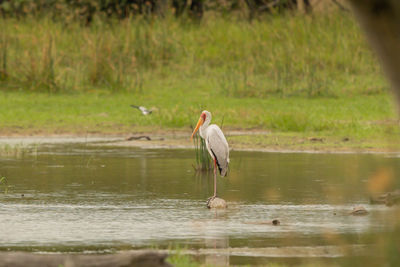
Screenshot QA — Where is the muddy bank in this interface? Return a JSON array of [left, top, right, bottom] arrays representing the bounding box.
[[0, 133, 399, 155]]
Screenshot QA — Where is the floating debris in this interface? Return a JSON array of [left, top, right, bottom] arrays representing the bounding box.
[[349, 206, 368, 216]]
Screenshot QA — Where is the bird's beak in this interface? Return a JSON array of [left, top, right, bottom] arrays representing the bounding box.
[[191, 117, 204, 140]]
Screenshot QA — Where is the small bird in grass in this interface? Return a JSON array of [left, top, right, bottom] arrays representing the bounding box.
[[130, 105, 152, 115]]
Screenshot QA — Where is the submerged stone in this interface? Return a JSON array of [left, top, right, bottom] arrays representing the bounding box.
[[272, 219, 280, 225], [207, 197, 227, 209]]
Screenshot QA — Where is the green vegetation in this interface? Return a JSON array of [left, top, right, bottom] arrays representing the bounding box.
[[0, 12, 386, 95], [192, 133, 213, 172], [0, 91, 398, 151], [167, 253, 201, 267], [0, 11, 398, 151], [0, 176, 9, 194], [0, 143, 38, 157]]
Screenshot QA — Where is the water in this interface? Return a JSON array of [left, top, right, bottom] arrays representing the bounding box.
[[0, 143, 399, 264]]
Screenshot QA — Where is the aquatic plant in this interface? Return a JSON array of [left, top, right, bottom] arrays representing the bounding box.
[[192, 130, 212, 173], [0, 176, 9, 194], [0, 143, 38, 158], [167, 252, 199, 267]]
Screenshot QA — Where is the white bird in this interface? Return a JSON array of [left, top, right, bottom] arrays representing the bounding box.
[[191, 110, 229, 202], [130, 105, 152, 115]]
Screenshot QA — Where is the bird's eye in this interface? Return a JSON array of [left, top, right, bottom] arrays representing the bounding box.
[[201, 113, 206, 121]]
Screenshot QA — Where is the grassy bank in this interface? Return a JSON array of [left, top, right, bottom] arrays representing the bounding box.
[[0, 12, 399, 151], [1, 91, 398, 151]]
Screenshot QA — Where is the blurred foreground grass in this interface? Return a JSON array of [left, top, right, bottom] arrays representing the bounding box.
[[0, 12, 398, 150]]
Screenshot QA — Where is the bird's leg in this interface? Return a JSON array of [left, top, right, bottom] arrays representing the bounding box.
[[206, 159, 218, 208], [213, 158, 217, 198]]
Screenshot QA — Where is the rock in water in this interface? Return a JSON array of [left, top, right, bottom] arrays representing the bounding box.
[[207, 197, 227, 209], [272, 219, 280, 226], [350, 206, 368, 216]]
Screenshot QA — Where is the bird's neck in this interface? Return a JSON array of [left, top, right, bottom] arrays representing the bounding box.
[[199, 119, 210, 139]]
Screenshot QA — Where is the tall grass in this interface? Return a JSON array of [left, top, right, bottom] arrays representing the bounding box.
[[192, 132, 212, 172], [0, 143, 38, 158], [0, 11, 386, 96], [0, 176, 9, 194]]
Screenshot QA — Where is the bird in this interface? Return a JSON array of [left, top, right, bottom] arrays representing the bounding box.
[[130, 105, 152, 115], [191, 110, 229, 203]]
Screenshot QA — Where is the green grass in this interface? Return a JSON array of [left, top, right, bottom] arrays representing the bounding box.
[[0, 91, 398, 151], [0, 176, 9, 194], [0, 11, 388, 95], [0, 12, 398, 150], [0, 91, 397, 135], [192, 133, 213, 172], [167, 253, 202, 267], [0, 143, 38, 157]]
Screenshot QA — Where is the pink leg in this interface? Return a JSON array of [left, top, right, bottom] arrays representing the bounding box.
[[213, 158, 217, 197], [207, 159, 218, 208]]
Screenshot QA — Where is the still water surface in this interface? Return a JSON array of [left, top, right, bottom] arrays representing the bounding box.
[[0, 143, 399, 261]]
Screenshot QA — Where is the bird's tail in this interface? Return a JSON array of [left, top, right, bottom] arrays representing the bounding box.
[[220, 164, 228, 177]]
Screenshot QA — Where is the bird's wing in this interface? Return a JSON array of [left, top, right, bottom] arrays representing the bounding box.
[[206, 125, 229, 176]]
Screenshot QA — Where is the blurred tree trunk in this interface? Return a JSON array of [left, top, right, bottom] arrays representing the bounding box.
[[154, 0, 168, 17], [244, 0, 300, 20], [172, 0, 203, 19], [172, 0, 187, 17], [303, 0, 312, 13], [348, 0, 400, 113], [189, 0, 204, 19]]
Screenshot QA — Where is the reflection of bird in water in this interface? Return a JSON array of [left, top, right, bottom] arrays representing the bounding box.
[[191, 110, 229, 203], [130, 105, 152, 115]]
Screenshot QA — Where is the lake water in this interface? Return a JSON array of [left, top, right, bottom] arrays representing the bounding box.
[[0, 142, 399, 265]]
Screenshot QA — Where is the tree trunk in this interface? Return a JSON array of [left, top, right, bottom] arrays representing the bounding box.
[[348, 0, 400, 113], [0, 251, 171, 267]]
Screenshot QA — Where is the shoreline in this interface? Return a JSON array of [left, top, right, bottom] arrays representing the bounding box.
[[0, 132, 399, 155]]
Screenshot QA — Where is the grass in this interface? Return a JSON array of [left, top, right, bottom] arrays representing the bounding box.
[[0, 91, 398, 151], [192, 132, 213, 172], [0, 11, 398, 151], [0, 143, 38, 157], [167, 253, 202, 267], [0, 176, 9, 194], [0, 11, 387, 95]]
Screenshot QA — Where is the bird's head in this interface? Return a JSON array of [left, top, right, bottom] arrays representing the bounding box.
[[191, 110, 210, 140]]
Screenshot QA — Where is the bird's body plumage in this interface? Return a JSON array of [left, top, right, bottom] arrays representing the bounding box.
[[203, 124, 229, 177]]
